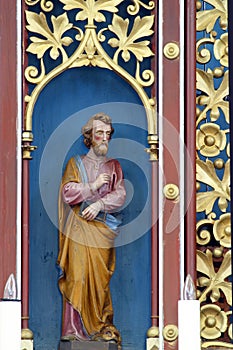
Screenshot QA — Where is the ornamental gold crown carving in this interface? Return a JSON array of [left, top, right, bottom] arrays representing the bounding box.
[[24, 0, 157, 159]]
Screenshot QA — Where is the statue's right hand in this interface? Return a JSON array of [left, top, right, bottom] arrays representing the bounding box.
[[93, 173, 110, 190]]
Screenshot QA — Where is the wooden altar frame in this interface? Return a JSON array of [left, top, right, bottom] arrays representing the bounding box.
[[0, 2, 197, 350]]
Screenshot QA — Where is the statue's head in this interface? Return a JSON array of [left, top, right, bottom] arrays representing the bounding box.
[[82, 113, 114, 152]]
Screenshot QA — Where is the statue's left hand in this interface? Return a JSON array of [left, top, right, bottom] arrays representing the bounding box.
[[81, 201, 103, 221]]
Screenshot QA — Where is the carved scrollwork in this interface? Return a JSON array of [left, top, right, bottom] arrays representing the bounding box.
[[25, 0, 54, 12], [196, 218, 214, 246], [135, 65, 155, 87], [196, 34, 215, 65], [23, 0, 157, 158], [127, 0, 155, 16], [196, 32, 228, 68], [24, 60, 46, 84]]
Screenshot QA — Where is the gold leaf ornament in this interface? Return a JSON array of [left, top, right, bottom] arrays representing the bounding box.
[[196, 217, 215, 246], [196, 69, 229, 125], [127, 0, 155, 15], [196, 122, 227, 157], [196, 0, 228, 33], [60, 0, 124, 23], [25, 0, 54, 12], [200, 304, 228, 339], [196, 159, 230, 214], [71, 37, 111, 69], [197, 249, 232, 305], [108, 14, 154, 62], [213, 213, 231, 248], [214, 33, 228, 67], [26, 11, 73, 60]]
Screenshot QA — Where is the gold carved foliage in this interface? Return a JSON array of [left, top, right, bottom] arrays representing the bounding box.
[[26, 11, 73, 61], [196, 0, 228, 66], [213, 213, 231, 248], [25, 0, 156, 15], [70, 36, 111, 69], [196, 69, 229, 126], [196, 159, 230, 215], [214, 33, 229, 67], [196, 122, 227, 157], [197, 249, 232, 305], [24, 0, 157, 145], [108, 14, 154, 63], [196, 0, 227, 33], [196, 0, 231, 347], [60, 0, 124, 24], [200, 304, 228, 339], [25, 2, 155, 67]]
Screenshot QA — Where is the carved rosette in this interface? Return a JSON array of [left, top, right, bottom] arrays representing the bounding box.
[[23, 0, 157, 159], [196, 0, 231, 348]]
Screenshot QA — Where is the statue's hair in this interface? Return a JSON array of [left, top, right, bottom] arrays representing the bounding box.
[[81, 113, 114, 148]]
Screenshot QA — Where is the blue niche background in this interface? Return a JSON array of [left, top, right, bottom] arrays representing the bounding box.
[[29, 66, 152, 350]]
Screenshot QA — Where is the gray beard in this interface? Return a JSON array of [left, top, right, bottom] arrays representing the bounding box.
[[93, 143, 108, 156]]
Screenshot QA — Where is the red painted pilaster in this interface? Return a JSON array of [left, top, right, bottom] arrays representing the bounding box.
[[162, 1, 180, 349], [0, 1, 17, 296]]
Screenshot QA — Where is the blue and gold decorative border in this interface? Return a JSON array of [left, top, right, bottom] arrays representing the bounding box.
[[196, 0, 232, 347]]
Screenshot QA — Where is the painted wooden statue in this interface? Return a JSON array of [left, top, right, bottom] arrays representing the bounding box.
[[57, 113, 126, 345]]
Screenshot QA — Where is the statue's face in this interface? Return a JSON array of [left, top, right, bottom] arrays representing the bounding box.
[[91, 120, 111, 156]]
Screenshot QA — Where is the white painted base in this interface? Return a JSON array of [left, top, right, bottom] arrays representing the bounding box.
[[146, 338, 159, 350], [21, 339, 33, 350]]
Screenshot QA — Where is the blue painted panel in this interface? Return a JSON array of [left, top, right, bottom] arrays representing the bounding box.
[[29, 68, 151, 350]]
